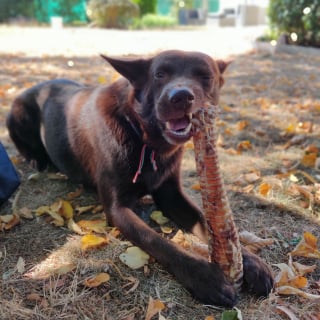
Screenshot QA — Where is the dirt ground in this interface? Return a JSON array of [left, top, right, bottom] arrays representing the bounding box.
[[1, 46, 320, 320]]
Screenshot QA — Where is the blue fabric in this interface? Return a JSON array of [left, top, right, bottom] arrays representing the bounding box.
[[0, 142, 20, 205]]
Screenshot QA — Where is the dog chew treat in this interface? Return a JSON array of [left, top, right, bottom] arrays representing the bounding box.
[[192, 105, 243, 291]]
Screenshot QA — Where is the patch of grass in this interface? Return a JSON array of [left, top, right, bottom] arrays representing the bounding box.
[[132, 14, 177, 29]]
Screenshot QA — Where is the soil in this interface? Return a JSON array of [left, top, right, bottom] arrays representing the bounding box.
[[1, 48, 320, 320]]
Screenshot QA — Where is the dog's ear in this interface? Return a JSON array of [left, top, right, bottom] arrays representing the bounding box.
[[216, 59, 232, 74], [215, 59, 232, 87], [101, 54, 151, 89]]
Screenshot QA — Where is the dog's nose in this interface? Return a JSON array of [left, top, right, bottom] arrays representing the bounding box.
[[168, 88, 194, 105]]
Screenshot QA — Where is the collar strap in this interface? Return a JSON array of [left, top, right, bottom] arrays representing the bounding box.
[[132, 144, 158, 184]]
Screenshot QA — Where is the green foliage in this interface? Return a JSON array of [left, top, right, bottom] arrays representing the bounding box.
[[132, 0, 157, 15], [0, 0, 35, 22], [268, 0, 320, 47], [133, 14, 177, 29], [87, 0, 140, 28]]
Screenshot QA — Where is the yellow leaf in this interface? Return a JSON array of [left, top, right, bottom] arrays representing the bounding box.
[[150, 211, 169, 225], [259, 182, 271, 196], [191, 183, 201, 191], [160, 226, 173, 234], [237, 140, 252, 152], [184, 141, 194, 150], [276, 285, 320, 299], [3, 214, 20, 230], [84, 272, 110, 288], [35, 206, 51, 216], [67, 218, 85, 235], [80, 234, 109, 251], [53, 263, 76, 276], [301, 153, 317, 167], [205, 316, 215, 320], [59, 200, 73, 220], [145, 296, 165, 320], [290, 232, 320, 258], [48, 210, 65, 227], [98, 75, 107, 84], [75, 205, 96, 215], [119, 246, 149, 269], [285, 123, 296, 134], [237, 120, 249, 131], [287, 275, 308, 289], [77, 219, 107, 233]]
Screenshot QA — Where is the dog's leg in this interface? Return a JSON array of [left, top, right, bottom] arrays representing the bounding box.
[[152, 177, 208, 242], [107, 204, 236, 306], [153, 178, 274, 297], [6, 96, 51, 171]]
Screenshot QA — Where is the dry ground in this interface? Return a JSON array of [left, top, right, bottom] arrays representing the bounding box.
[[1, 48, 320, 320]]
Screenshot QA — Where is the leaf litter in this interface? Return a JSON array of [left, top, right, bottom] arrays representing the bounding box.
[[1, 49, 320, 319]]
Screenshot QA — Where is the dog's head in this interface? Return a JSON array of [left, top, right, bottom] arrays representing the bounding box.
[[102, 50, 230, 146]]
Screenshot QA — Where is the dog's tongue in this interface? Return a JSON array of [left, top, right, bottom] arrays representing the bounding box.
[[167, 117, 189, 131]]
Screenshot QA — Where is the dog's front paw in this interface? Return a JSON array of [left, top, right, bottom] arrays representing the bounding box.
[[174, 256, 237, 307], [242, 247, 274, 296]]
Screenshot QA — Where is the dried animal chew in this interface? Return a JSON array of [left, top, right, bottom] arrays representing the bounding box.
[[192, 105, 243, 290]]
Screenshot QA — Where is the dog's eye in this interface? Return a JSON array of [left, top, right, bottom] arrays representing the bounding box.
[[154, 71, 165, 79]]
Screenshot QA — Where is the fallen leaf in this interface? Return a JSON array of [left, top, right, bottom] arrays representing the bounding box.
[[221, 308, 242, 320], [47, 172, 67, 180], [48, 210, 65, 227], [84, 272, 110, 287], [119, 246, 149, 269], [145, 296, 165, 320], [237, 140, 252, 152], [26, 293, 42, 302], [77, 219, 107, 233], [16, 257, 25, 274], [67, 218, 85, 235], [290, 232, 320, 258], [160, 226, 173, 234], [75, 205, 96, 215], [205, 316, 215, 320], [80, 234, 109, 251], [122, 276, 140, 294], [301, 153, 317, 168], [259, 182, 271, 196], [66, 187, 83, 200], [239, 230, 274, 253], [3, 214, 20, 230], [59, 200, 73, 220], [275, 305, 299, 320], [18, 207, 34, 219], [150, 211, 169, 225], [277, 285, 320, 299], [292, 261, 316, 275], [191, 183, 201, 191], [237, 120, 249, 130], [184, 141, 194, 150], [243, 171, 260, 183]]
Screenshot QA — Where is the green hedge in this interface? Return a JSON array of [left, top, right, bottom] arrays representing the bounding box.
[[132, 0, 156, 16], [268, 0, 320, 47], [87, 0, 139, 28]]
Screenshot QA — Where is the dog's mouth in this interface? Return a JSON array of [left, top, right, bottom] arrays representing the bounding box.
[[163, 114, 193, 144]]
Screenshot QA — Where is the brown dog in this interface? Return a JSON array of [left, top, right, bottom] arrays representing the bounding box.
[[6, 50, 273, 306]]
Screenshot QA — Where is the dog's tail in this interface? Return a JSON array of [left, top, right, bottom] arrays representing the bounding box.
[[6, 84, 51, 171]]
